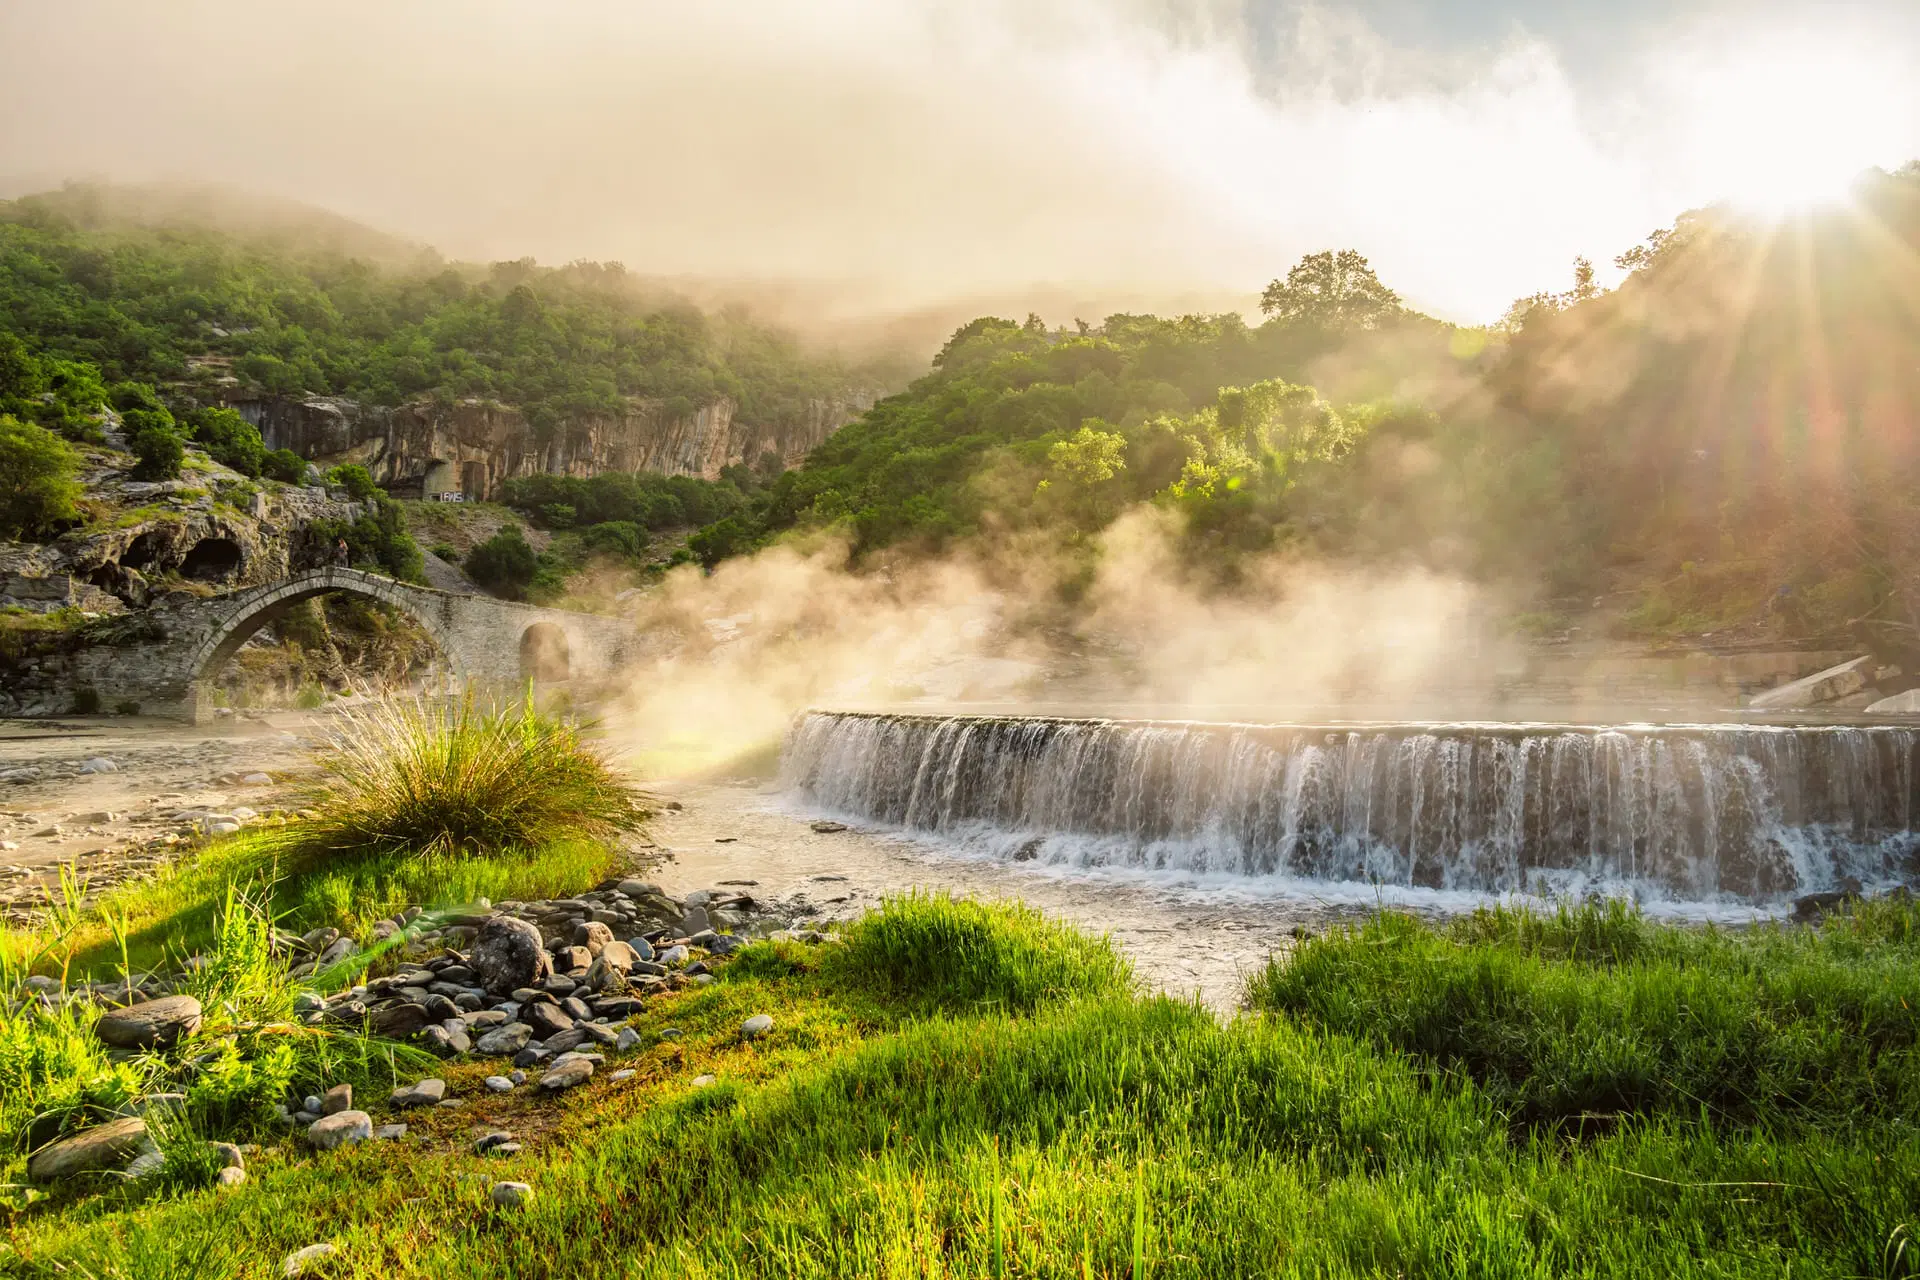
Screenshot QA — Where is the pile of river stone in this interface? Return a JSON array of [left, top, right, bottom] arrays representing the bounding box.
[[276, 879, 824, 1123]]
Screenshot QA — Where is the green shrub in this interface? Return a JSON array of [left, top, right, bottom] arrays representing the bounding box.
[[829, 893, 1133, 1014], [0, 414, 81, 539], [129, 424, 184, 480], [327, 463, 380, 502], [581, 519, 647, 561], [112, 699, 140, 716], [183, 406, 265, 477], [70, 687, 101, 715], [465, 524, 538, 599], [280, 694, 651, 863], [262, 448, 307, 484], [294, 681, 326, 709], [428, 542, 461, 564]]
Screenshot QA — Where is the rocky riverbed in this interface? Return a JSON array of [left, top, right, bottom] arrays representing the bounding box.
[[0, 711, 1350, 1011]]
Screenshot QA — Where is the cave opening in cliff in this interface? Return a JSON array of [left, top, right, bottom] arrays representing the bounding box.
[[519, 622, 571, 683], [121, 532, 163, 571], [181, 537, 244, 582]]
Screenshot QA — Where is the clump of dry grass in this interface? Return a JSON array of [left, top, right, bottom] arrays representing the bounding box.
[[289, 693, 651, 863]]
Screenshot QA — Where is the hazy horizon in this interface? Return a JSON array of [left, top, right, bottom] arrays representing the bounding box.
[[4, 1, 1919, 330]]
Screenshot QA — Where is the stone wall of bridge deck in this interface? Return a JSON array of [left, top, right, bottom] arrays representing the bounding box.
[[60, 567, 643, 723]]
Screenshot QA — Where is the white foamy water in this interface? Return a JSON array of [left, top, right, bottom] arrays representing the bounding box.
[[781, 711, 1920, 910]]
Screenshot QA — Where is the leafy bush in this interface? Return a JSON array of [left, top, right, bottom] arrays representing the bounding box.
[[280, 694, 651, 863], [70, 687, 101, 715], [327, 463, 380, 502], [129, 423, 184, 480], [829, 892, 1132, 1013], [0, 414, 80, 539], [580, 519, 647, 561], [112, 699, 140, 716], [306, 501, 424, 582], [465, 524, 538, 599], [262, 447, 307, 484], [183, 406, 264, 476], [427, 542, 461, 564]]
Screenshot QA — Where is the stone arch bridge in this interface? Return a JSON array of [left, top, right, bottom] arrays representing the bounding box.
[[80, 568, 646, 722]]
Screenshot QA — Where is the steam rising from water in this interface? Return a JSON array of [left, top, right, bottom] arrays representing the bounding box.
[[604, 515, 1521, 775]]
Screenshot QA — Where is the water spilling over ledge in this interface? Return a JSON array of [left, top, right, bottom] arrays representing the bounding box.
[[782, 711, 1920, 905]]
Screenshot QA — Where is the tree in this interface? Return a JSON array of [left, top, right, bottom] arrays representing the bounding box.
[[0, 415, 80, 539], [129, 422, 184, 480], [185, 406, 265, 476], [263, 448, 308, 484], [1259, 250, 1403, 330], [465, 525, 539, 599]]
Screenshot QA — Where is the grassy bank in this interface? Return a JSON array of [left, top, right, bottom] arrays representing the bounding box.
[[6, 893, 1916, 1278]]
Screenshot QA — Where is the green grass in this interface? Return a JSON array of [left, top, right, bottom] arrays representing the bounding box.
[[285, 694, 651, 862], [7, 895, 1917, 1278], [1246, 898, 1920, 1130], [0, 887, 434, 1197], [7, 829, 618, 980]]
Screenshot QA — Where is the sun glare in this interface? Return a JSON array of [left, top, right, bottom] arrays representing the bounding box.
[[1671, 38, 1915, 216]]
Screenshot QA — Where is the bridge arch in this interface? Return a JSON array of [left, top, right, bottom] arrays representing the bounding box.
[[181, 568, 464, 721]]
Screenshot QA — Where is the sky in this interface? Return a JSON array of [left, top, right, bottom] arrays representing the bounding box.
[[2, 0, 1918, 325]]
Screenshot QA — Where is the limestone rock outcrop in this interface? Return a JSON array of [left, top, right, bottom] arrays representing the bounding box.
[[230, 390, 875, 497]]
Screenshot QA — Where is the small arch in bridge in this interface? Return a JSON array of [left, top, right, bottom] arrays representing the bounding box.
[[181, 537, 243, 582], [519, 622, 571, 683]]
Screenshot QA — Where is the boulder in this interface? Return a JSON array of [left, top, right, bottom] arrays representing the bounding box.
[[1865, 688, 1920, 714], [95, 995, 202, 1049], [390, 1078, 446, 1109], [1750, 655, 1876, 709], [28, 1117, 150, 1182], [522, 1002, 574, 1040], [572, 921, 616, 955], [369, 1003, 432, 1039], [474, 1023, 533, 1056], [307, 1110, 372, 1150], [539, 1057, 594, 1091], [471, 916, 553, 995]]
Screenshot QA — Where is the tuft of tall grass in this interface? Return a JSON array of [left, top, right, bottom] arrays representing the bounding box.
[[828, 892, 1133, 1014], [1247, 898, 1920, 1129], [285, 693, 651, 863]]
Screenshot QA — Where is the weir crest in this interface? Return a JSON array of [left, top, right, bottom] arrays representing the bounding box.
[[781, 711, 1920, 905]]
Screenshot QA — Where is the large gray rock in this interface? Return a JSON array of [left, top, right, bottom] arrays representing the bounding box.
[[1865, 688, 1920, 714], [474, 1022, 533, 1056], [471, 916, 553, 995], [540, 1057, 594, 1091], [572, 921, 616, 955], [94, 995, 202, 1049], [28, 1117, 150, 1182], [390, 1078, 446, 1109], [308, 1110, 373, 1150], [584, 941, 639, 994], [1750, 655, 1877, 709]]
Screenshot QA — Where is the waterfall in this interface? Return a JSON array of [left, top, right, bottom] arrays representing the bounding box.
[[781, 711, 1920, 904]]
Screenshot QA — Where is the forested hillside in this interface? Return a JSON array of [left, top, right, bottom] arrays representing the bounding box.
[[663, 165, 1920, 648], [0, 183, 861, 435]]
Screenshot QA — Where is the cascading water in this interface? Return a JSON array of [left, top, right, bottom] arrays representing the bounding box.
[[781, 711, 1920, 905]]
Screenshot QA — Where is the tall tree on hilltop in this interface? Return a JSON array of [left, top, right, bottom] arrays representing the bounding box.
[[1259, 250, 1403, 330]]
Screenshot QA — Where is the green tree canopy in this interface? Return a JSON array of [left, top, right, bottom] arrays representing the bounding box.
[[0, 414, 80, 539], [1259, 250, 1403, 331]]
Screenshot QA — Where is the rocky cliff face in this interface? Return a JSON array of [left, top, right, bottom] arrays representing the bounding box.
[[230, 392, 873, 498]]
